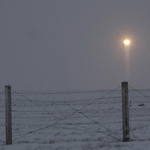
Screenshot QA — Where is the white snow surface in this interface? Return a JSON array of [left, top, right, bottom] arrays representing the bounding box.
[[0, 88, 150, 150]]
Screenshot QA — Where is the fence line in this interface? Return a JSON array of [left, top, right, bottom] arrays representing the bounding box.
[[1, 84, 150, 146], [10, 86, 122, 143], [128, 84, 150, 141]]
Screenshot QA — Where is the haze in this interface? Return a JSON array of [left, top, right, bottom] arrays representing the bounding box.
[[1, 0, 150, 91]]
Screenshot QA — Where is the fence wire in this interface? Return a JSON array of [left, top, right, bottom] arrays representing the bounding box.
[[2, 86, 150, 146], [9, 87, 123, 144], [129, 86, 150, 141]]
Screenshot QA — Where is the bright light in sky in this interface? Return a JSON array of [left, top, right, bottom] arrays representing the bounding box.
[[124, 40, 130, 45], [123, 39, 131, 79]]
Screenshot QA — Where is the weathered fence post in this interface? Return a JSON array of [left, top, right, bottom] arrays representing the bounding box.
[[122, 82, 130, 142], [5, 85, 12, 145]]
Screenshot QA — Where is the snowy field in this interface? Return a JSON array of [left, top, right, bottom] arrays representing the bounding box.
[[0, 87, 150, 150]]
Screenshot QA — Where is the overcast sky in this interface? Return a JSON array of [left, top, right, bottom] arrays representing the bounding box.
[[1, 0, 150, 91]]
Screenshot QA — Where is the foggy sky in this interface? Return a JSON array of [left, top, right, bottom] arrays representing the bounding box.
[[1, 0, 150, 91]]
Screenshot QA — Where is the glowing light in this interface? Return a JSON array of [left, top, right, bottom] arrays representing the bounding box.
[[124, 40, 130, 45], [123, 39, 131, 79]]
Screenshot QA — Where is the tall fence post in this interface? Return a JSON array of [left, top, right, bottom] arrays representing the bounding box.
[[122, 82, 130, 142], [5, 85, 12, 145]]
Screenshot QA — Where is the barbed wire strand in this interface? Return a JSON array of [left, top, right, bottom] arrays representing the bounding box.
[[56, 86, 122, 139], [11, 89, 90, 135], [11, 89, 95, 137], [129, 85, 149, 142], [11, 89, 63, 120], [11, 89, 115, 136], [12, 86, 121, 142], [130, 129, 144, 141], [79, 86, 121, 111], [11, 86, 150, 143], [129, 85, 150, 100], [11, 89, 121, 95], [79, 112, 122, 141], [60, 92, 122, 141]]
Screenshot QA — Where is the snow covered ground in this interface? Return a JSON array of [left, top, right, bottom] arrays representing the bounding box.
[[0, 87, 150, 150]]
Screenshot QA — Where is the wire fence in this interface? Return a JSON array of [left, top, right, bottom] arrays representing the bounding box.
[[10, 87, 122, 144], [129, 86, 150, 141], [1, 85, 150, 146]]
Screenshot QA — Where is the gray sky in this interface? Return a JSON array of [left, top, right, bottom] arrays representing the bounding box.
[[1, 0, 150, 91]]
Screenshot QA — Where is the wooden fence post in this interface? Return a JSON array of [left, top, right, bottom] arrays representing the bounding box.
[[122, 82, 130, 142], [5, 85, 12, 145]]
